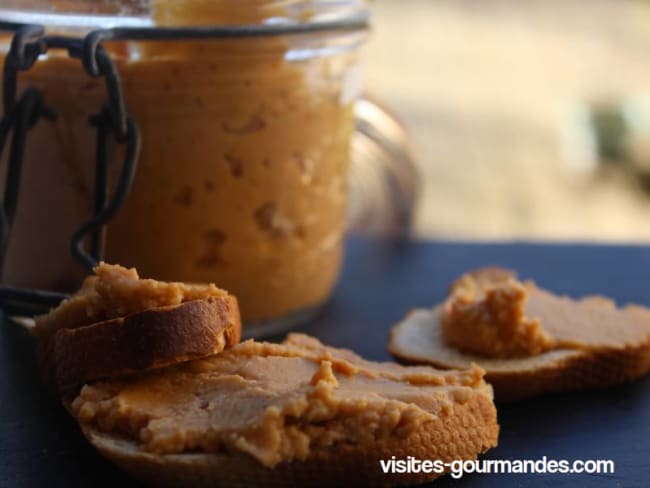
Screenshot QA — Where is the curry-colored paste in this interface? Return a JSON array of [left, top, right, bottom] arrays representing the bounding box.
[[2, 2, 361, 326], [72, 333, 493, 468], [441, 268, 650, 358]]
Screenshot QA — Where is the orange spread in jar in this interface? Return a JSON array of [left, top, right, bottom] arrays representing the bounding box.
[[2, 1, 362, 325]]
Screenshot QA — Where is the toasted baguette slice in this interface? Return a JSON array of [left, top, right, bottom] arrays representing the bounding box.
[[39, 296, 240, 393], [77, 394, 496, 488], [389, 307, 650, 402], [34, 262, 233, 340], [66, 334, 499, 487], [35, 262, 241, 393]]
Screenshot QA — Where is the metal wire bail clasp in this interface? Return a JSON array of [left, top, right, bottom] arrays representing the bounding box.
[[69, 35, 141, 271], [0, 23, 66, 315], [0, 24, 56, 277], [0, 22, 140, 315]]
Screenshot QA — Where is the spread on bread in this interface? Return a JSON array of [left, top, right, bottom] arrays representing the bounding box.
[[34, 263, 233, 340], [35, 263, 241, 393], [31, 263, 499, 486], [389, 267, 650, 401], [442, 268, 553, 357], [72, 334, 498, 470], [441, 267, 650, 357]]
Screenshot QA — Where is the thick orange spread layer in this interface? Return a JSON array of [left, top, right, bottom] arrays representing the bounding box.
[[441, 268, 650, 358], [34, 263, 229, 339], [442, 269, 553, 357], [72, 334, 491, 468]]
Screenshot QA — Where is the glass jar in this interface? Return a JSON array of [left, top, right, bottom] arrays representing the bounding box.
[[0, 0, 369, 336]]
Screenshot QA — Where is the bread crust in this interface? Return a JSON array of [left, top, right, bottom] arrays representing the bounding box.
[[388, 308, 650, 402], [76, 391, 499, 488], [39, 296, 241, 393]]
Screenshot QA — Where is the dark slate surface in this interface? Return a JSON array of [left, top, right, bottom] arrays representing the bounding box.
[[2, 239, 649, 487]]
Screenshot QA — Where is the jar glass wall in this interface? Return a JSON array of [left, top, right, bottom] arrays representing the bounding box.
[[0, 0, 369, 336]]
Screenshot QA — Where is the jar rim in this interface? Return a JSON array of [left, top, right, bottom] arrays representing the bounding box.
[[0, 2, 370, 37]]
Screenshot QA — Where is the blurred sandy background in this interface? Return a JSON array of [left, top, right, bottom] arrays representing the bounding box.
[[363, 0, 650, 241]]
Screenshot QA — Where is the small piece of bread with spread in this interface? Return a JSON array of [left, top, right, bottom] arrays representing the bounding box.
[[67, 333, 499, 487], [388, 267, 650, 401], [35, 263, 241, 393]]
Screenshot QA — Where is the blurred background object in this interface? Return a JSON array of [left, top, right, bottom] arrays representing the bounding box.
[[362, 0, 650, 241]]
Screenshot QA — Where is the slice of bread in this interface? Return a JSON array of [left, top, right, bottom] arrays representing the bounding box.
[[34, 262, 234, 340], [77, 394, 497, 488], [35, 263, 241, 393], [39, 296, 241, 393], [389, 307, 650, 401], [65, 334, 499, 487]]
